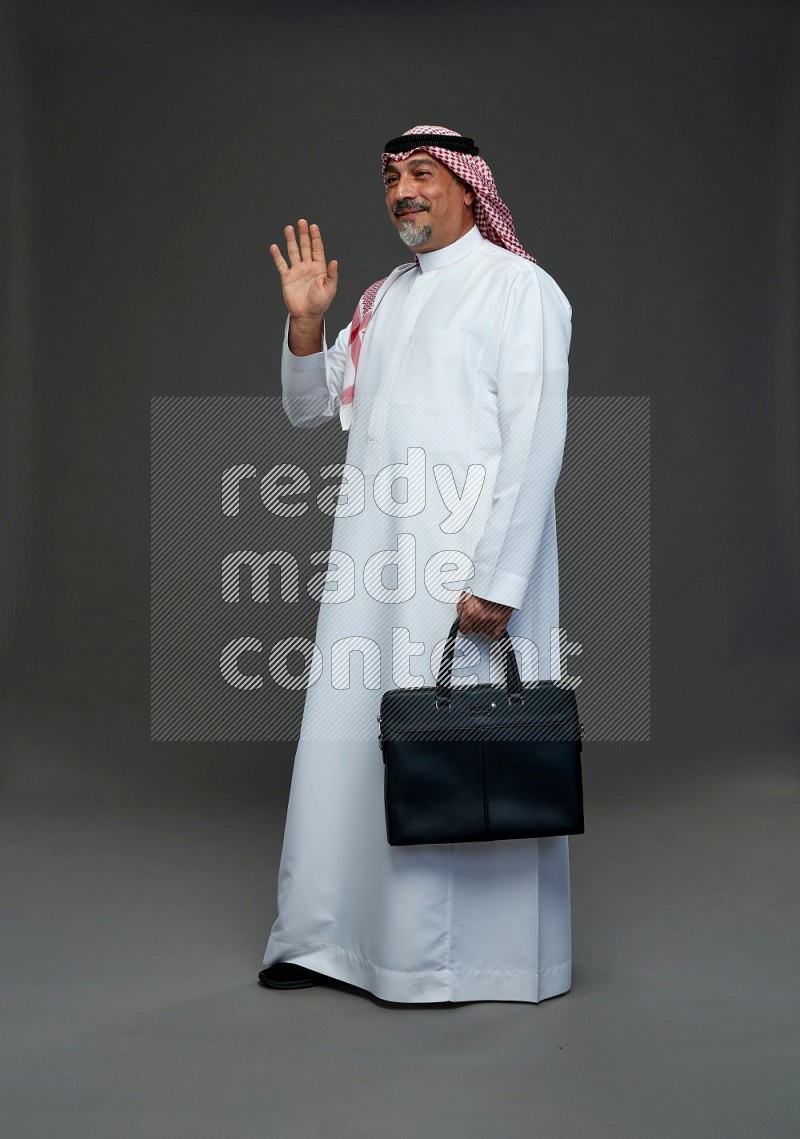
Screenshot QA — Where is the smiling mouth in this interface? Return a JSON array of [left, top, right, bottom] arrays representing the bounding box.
[[395, 205, 429, 218]]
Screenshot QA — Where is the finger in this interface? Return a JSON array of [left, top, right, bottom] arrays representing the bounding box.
[[470, 604, 488, 632], [284, 224, 300, 267], [297, 218, 312, 261], [327, 259, 338, 283], [496, 616, 511, 638], [310, 223, 326, 263], [269, 243, 289, 275]]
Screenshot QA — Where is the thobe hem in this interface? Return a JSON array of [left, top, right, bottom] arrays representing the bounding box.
[[262, 935, 572, 1005]]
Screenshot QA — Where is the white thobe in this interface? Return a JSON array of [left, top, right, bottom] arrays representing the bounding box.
[[262, 224, 574, 1003]]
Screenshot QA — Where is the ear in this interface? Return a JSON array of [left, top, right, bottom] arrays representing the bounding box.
[[464, 186, 476, 207]]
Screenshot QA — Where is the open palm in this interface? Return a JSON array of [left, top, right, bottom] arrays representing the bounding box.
[[269, 219, 338, 319]]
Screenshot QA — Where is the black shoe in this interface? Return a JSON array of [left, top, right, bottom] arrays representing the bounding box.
[[258, 962, 319, 989]]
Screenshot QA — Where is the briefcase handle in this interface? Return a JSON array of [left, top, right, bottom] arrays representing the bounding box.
[[434, 616, 523, 708]]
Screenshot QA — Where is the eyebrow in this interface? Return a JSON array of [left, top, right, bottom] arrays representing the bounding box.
[[384, 158, 436, 175]]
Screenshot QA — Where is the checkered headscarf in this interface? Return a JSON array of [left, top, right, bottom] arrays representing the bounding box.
[[338, 125, 534, 430]]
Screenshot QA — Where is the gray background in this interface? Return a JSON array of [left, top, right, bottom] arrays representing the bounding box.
[[1, 1, 798, 1137]]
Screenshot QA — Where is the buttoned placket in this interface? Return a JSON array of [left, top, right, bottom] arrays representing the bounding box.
[[366, 268, 437, 447]]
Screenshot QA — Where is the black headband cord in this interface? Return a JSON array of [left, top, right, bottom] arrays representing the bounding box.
[[383, 134, 480, 157]]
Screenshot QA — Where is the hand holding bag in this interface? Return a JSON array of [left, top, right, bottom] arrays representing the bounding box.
[[379, 616, 585, 846]]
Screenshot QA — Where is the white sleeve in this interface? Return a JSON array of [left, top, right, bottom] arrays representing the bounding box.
[[467, 269, 572, 609], [280, 315, 352, 429]]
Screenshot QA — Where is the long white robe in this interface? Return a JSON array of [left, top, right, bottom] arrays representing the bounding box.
[[262, 225, 574, 1003]]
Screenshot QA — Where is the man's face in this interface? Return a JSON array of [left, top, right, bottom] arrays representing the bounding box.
[[384, 152, 476, 253]]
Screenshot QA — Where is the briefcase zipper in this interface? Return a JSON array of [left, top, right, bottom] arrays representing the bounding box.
[[378, 722, 579, 758], [378, 716, 584, 752], [382, 721, 574, 737]]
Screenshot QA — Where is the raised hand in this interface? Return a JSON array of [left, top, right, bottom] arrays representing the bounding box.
[[269, 219, 338, 319]]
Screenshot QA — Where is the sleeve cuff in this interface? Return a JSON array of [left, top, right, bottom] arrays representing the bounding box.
[[467, 563, 530, 610], [282, 315, 328, 372]]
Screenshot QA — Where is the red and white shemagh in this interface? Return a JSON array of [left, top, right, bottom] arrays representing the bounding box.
[[338, 125, 536, 430]]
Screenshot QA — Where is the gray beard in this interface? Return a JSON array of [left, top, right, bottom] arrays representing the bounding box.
[[397, 220, 433, 248]]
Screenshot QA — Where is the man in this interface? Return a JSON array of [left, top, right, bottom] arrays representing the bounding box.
[[259, 125, 573, 1002]]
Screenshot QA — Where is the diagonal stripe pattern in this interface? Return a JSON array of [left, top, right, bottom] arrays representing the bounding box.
[[151, 396, 650, 742]]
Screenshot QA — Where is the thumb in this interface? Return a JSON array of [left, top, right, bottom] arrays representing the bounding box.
[[327, 259, 338, 282]]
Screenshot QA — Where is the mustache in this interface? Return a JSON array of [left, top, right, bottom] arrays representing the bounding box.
[[393, 199, 430, 216]]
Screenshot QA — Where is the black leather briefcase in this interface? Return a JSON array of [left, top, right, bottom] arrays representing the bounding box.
[[378, 616, 585, 846]]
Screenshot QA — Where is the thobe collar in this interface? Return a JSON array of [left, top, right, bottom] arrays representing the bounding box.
[[414, 224, 484, 273]]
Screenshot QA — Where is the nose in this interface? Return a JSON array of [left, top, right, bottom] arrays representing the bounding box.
[[392, 170, 421, 203]]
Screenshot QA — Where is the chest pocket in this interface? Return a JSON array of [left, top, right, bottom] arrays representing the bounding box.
[[391, 328, 467, 409]]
